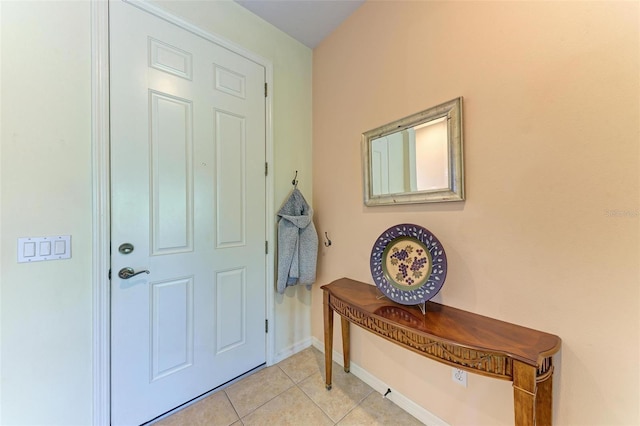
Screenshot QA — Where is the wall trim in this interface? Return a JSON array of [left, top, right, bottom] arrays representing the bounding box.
[[0, 1, 4, 422], [92, 1, 276, 424], [91, 0, 111, 424], [311, 337, 449, 426], [264, 57, 275, 368], [125, 0, 272, 69], [273, 337, 313, 365]]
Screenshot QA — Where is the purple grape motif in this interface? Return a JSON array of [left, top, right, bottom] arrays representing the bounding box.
[[370, 224, 448, 305], [409, 255, 428, 279]]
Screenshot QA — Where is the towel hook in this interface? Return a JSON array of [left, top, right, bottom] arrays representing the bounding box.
[[324, 232, 332, 247], [292, 170, 298, 188]]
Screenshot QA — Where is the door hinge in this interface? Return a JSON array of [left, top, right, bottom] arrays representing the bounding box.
[[108, 269, 111, 280], [265, 162, 268, 176], [265, 82, 268, 97], [265, 319, 269, 333], [265, 241, 268, 254]]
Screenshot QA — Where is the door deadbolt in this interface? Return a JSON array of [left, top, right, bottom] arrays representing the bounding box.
[[118, 243, 134, 254]]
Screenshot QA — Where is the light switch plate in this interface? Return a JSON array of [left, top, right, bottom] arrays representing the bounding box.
[[18, 236, 71, 263]]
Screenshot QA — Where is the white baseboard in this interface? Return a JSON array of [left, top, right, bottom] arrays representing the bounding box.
[[311, 337, 449, 426], [272, 337, 313, 364]]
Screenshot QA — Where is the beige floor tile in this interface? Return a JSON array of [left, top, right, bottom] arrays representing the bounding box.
[[277, 346, 324, 383], [299, 368, 373, 423], [337, 392, 424, 426], [153, 391, 239, 426], [224, 365, 294, 418], [241, 386, 334, 426], [150, 349, 422, 426]]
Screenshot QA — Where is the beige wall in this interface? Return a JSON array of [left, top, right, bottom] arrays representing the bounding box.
[[0, 2, 93, 424], [312, 1, 639, 425], [0, 1, 312, 424]]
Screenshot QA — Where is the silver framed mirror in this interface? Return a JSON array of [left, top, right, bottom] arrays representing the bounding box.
[[362, 97, 464, 205]]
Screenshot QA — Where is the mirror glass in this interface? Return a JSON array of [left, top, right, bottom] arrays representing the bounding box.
[[362, 97, 464, 205]]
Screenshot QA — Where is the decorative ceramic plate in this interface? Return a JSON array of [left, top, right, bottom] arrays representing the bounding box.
[[370, 224, 447, 305]]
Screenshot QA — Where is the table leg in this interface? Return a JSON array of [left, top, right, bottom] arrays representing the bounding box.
[[323, 291, 333, 390], [341, 317, 350, 373], [513, 360, 536, 426], [536, 368, 553, 425]]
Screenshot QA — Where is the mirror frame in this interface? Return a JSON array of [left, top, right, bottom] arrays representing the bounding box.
[[362, 97, 464, 206]]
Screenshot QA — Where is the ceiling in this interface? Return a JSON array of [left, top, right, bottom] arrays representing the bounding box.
[[234, 0, 365, 48]]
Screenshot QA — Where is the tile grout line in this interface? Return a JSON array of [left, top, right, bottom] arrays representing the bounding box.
[[222, 389, 243, 425], [277, 355, 341, 425], [280, 364, 339, 424], [295, 381, 338, 425], [296, 370, 376, 425], [335, 387, 376, 424], [233, 365, 297, 423]]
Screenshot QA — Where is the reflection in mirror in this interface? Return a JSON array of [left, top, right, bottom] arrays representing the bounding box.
[[370, 116, 449, 196], [362, 97, 464, 205]]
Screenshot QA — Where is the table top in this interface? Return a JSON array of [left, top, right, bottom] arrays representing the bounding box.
[[322, 278, 561, 367]]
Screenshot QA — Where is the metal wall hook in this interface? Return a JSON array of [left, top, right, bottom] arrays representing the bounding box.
[[292, 170, 298, 188], [324, 232, 332, 247]]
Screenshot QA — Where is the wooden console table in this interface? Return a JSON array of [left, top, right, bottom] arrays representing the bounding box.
[[322, 278, 561, 426]]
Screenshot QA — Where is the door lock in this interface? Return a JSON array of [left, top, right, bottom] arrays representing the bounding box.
[[118, 243, 134, 254]]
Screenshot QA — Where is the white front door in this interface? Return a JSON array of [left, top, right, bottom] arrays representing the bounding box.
[[110, 2, 267, 424]]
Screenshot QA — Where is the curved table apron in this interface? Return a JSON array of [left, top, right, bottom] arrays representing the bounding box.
[[322, 278, 561, 426]]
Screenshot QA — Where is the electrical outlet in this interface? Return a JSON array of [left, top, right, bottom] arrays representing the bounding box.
[[452, 368, 467, 387]]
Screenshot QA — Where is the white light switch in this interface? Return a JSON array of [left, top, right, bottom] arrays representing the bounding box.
[[18, 236, 71, 263], [40, 241, 51, 256], [54, 240, 66, 255], [23, 242, 36, 258]]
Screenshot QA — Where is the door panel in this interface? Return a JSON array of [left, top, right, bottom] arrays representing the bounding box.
[[150, 277, 194, 380], [216, 268, 246, 351], [150, 92, 194, 254], [215, 110, 246, 247], [110, 2, 266, 424]]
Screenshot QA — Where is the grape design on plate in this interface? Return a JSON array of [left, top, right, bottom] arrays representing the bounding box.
[[388, 244, 429, 286], [370, 224, 448, 305]]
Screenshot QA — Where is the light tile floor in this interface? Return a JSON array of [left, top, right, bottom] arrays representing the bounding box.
[[153, 347, 423, 426]]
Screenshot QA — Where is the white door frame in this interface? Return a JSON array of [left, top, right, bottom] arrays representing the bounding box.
[[91, 1, 275, 424]]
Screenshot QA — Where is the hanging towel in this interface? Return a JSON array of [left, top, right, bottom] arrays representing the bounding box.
[[276, 188, 318, 294]]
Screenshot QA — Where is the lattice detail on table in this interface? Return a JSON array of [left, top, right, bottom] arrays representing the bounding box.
[[330, 297, 514, 380], [536, 356, 554, 381]]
